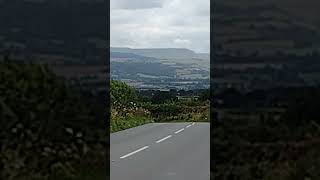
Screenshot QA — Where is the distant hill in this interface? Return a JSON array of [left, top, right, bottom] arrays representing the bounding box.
[[214, 0, 320, 56], [194, 53, 210, 60], [0, 0, 107, 59], [111, 47, 209, 60], [110, 52, 159, 61]]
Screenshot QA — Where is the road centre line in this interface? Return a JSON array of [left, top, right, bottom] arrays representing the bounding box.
[[174, 128, 185, 134], [156, 135, 172, 143], [120, 123, 196, 159], [120, 146, 149, 159]]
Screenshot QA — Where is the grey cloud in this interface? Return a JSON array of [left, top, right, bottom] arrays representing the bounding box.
[[111, 0, 210, 53], [111, 0, 164, 10]]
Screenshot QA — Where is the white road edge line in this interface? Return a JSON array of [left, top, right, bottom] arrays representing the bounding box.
[[186, 125, 192, 128], [120, 146, 149, 159], [156, 135, 172, 143], [174, 128, 185, 134]]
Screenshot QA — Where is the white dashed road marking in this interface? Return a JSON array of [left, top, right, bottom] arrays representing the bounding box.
[[120, 146, 149, 159], [174, 128, 185, 134], [119, 123, 197, 159], [156, 135, 172, 143]]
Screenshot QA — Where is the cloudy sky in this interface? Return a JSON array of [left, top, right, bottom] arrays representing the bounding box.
[[111, 0, 210, 53]]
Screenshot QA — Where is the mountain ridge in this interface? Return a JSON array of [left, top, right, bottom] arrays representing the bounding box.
[[110, 47, 209, 60]]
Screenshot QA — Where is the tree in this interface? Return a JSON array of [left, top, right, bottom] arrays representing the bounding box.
[[110, 80, 137, 106], [151, 91, 177, 103], [199, 89, 210, 101]]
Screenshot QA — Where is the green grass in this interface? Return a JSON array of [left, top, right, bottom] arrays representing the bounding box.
[[110, 115, 154, 133]]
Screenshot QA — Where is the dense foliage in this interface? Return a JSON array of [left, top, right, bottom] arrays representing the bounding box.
[[0, 62, 106, 180], [110, 80, 137, 106], [110, 80, 209, 132], [110, 80, 152, 132], [212, 87, 320, 179]]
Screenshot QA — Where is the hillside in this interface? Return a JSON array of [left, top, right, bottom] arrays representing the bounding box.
[[110, 52, 159, 62], [214, 0, 320, 56], [213, 1, 320, 92], [111, 47, 203, 59], [0, 0, 107, 59], [110, 47, 210, 90]]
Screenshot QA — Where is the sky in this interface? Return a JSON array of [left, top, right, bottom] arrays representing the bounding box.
[[110, 0, 210, 53]]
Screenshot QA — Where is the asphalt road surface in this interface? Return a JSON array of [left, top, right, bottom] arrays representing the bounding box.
[[110, 122, 210, 180]]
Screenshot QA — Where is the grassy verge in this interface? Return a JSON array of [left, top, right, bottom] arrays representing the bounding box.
[[110, 102, 209, 133], [110, 115, 153, 133]]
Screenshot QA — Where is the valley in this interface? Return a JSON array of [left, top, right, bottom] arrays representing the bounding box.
[[110, 47, 210, 90]]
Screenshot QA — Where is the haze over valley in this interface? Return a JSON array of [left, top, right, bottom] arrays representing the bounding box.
[[111, 47, 209, 90]]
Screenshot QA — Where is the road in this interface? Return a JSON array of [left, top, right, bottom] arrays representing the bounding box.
[[110, 122, 210, 180]]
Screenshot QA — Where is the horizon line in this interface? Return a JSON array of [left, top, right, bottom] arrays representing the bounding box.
[[110, 46, 210, 54]]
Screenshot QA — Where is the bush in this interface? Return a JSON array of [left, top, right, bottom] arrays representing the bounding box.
[[110, 80, 137, 107]]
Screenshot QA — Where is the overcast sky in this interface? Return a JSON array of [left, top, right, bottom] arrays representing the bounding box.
[[111, 0, 210, 53]]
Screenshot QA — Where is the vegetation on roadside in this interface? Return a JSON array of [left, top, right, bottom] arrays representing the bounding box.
[[110, 80, 209, 133], [212, 87, 320, 180], [0, 61, 106, 180]]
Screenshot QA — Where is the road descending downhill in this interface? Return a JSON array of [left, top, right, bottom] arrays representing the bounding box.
[[110, 122, 210, 180]]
